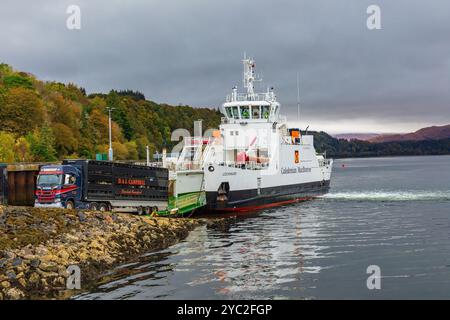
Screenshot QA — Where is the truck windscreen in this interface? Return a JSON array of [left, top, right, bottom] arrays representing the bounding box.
[[37, 174, 62, 185]]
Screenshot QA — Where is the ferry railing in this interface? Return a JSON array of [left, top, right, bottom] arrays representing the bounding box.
[[221, 115, 287, 124], [318, 158, 332, 167], [226, 93, 275, 102], [184, 137, 211, 146], [213, 161, 269, 171], [176, 161, 203, 171], [116, 160, 165, 167]]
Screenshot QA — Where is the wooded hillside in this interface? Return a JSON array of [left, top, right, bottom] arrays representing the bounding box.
[[0, 63, 221, 162]]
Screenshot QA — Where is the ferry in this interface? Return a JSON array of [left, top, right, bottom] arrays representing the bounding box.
[[174, 57, 333, 213]]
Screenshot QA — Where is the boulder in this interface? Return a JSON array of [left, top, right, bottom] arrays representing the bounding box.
[[2, 251, 16, 260], [6, 270, 16, 280], [0, 258, 8, 268], [11, 257, 23, 267], [35, 246, 49, 257], [28, 272, 40, 284], [39, 261, 59, 273], [18, 278, 26, 288], [30, 259, 41, 268], [58, 250, 70, 262], [6, 287, 25, 300]]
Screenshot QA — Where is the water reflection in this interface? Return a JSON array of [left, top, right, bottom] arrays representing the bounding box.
[[76, 205, 327, 300]]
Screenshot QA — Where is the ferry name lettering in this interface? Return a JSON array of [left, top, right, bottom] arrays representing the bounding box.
[[281, 167, 312, 174]]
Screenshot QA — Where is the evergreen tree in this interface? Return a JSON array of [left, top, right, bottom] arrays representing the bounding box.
[[29, 124, 58, 162]]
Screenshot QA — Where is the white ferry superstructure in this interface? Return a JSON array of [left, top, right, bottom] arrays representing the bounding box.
[[175, 57, 333, 212]]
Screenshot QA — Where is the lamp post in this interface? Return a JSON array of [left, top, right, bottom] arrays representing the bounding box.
[[106, 107, 115, 161]]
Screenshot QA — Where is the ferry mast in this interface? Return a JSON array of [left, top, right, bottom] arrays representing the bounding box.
[[242, 56, 261, 100]]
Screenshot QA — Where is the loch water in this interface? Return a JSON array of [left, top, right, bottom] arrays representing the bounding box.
[[76, 155, 450, 299]]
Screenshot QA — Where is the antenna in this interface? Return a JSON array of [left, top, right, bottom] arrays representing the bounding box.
[[242, 52, 247, 89], [242, 55, 261, 99], [296, 72, 300, 123]]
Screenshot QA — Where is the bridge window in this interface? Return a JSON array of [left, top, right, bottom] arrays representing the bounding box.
[[232, 106, 240, 119], [252, 105, 261, 119], [240, 106, 250, 119], [225, 107, 233, 118], [262, 105, 270, 119]]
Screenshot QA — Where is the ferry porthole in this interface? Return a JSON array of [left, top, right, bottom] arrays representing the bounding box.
[[208, 165, 215, 172]]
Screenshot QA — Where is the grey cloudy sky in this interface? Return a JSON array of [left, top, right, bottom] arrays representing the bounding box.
[[1, 0, 449, 133]]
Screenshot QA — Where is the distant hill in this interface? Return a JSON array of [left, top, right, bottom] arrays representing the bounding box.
[[368, 125, 450, 143], [311, 131, 450, 158], [333, 133, 383, 141]]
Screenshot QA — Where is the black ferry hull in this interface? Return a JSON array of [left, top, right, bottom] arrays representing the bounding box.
[[205, 180, 330, 212]]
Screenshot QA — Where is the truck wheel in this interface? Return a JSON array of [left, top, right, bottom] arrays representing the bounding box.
[[99, 203, 109, 212], [137, 206, 144, 216], [89, 202, 99, 211], [152, 206, 158, 214], [145, 207, 152, 215], [65, 200, 75, 210]]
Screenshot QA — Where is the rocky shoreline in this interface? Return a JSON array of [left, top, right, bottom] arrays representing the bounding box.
[[0, 205, 207, 300]]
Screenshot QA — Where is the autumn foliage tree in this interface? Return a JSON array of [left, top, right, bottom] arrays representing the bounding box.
[[0, 87, 44, 135]]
